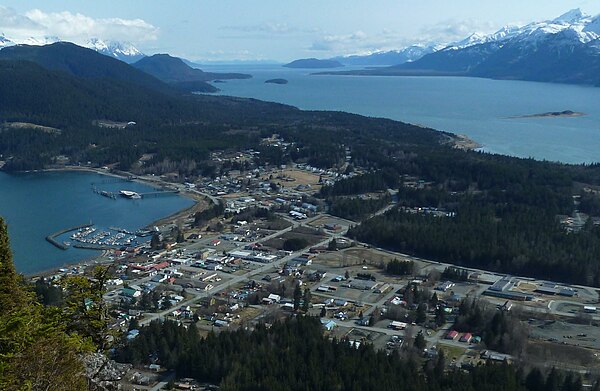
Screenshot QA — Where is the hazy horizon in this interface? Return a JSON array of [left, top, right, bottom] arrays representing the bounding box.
[[2, 1, 600, 62]]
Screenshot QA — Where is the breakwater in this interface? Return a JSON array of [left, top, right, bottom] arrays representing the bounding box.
[[46, 223, 93, 250]]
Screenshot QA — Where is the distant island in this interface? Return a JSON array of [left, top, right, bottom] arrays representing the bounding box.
[[265, 78, 288, 85], [283, 58, 344, 69], [508, 110, 586, 119]]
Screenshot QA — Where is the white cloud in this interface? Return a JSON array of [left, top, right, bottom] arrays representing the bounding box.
[[309, 30, 369, 51], [418, 19, 497, 44], [307, 19, 499, 56], [0, 6, 158, 44]]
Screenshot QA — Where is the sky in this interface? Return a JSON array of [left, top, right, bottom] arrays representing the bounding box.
[[1, 1, 600, 62]]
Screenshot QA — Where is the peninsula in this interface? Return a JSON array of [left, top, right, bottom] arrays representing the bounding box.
[[284, 58, 344, 69], [508, 110, 586, 119]]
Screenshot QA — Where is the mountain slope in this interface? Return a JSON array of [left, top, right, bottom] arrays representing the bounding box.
[[132, 54, 251, 92], [0, 34, 13, 48], [0, 42, 171, 93]]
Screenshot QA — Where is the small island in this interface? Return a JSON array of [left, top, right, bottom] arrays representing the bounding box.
[[265, 78, 288, 85], [509, 110, 586, 119], [283, 58, 344, 69]]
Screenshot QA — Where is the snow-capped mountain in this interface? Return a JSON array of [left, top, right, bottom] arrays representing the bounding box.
[[0, 34, 144, 64], [18, 36, 60, 46], [85, 38, 145, 63], [442, 9, 598, 51], [392, 8, 600, 86], [0, 34, 14, 48], [331, 44, 438, 66]]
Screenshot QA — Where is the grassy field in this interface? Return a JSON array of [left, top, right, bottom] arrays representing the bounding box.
[[273, 168, 322, 186], [526, 340, 600, 368], [437, 343, 467, 361]]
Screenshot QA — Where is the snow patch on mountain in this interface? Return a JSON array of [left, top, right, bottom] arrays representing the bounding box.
[[553, 8, 587, 24], [446, 8, 600, 51], [0, 34, 14, 48], [85, 38, 145, 63], [0, 33, 144, 63]]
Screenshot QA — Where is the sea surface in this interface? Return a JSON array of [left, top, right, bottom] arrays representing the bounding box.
[[202, 64, 600, 164], [0, 171, 194, 274]]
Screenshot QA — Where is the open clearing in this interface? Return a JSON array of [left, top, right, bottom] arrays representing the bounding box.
[[274, 168, 322, 186]]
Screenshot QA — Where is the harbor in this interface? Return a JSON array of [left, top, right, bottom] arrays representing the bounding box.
[[0, 169, 197, 274], [47, 224, 146, 251]]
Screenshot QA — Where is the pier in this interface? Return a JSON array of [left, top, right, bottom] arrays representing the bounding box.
[[92, 186, 117, 199], [46, 223, 93, 250]]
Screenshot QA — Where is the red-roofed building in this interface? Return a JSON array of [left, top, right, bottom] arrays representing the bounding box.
[[130, 264, 151, 271], [445, 330, 459, 340], [152, 261, 170, 271], [460, 333, 473, 343]]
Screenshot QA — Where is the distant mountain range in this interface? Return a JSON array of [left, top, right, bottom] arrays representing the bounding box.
[[0, 33, 145, 63], [318, 9, 600, 87], [331, 45, 438, 66]]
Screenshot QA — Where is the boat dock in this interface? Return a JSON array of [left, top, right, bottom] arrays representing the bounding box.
[[92, 187, 117, 199], [92, 187, 179, 199], [46, 223, 94, 250]]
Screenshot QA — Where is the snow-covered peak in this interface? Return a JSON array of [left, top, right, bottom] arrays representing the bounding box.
[[449, 32, 490, 49], [86, 38, 143, 56], [553, 8, 588, 24], [18, 36, 60, 46], [0, 34, 14, 48], [444, 8, 600, 51], [84, 38, 145, 63]]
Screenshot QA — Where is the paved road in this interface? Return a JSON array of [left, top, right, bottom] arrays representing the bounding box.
[[140, 218, 345, 326]]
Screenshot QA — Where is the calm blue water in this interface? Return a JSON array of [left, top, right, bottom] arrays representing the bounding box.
[[203, 64, 600, 164], [0, 171, 194, 274]]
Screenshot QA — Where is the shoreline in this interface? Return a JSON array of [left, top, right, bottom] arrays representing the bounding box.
[[16, 166, 209, 278], [448, 133, 483, 151]]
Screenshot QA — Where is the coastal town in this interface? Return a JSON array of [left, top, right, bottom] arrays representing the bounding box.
[[30, 134, 600, 390]]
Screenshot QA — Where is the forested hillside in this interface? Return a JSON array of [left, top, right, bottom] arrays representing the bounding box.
[[0, 58, 446, 171], [0, 42, 171, 93], [117, 317, 589, 391], [0, 218, 89, 390]]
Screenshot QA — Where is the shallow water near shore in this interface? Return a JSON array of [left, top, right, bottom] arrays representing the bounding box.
[[0, 170, 194, 274]]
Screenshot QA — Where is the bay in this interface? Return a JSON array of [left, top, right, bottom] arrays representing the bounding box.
[[0, 170, 194, 274], [204, 64, 600, 164]]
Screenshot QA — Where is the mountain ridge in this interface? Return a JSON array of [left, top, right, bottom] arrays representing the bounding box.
[[0, 42, 172, 93], [132, 53, 251, 93], [317, 9, 600, 87]]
